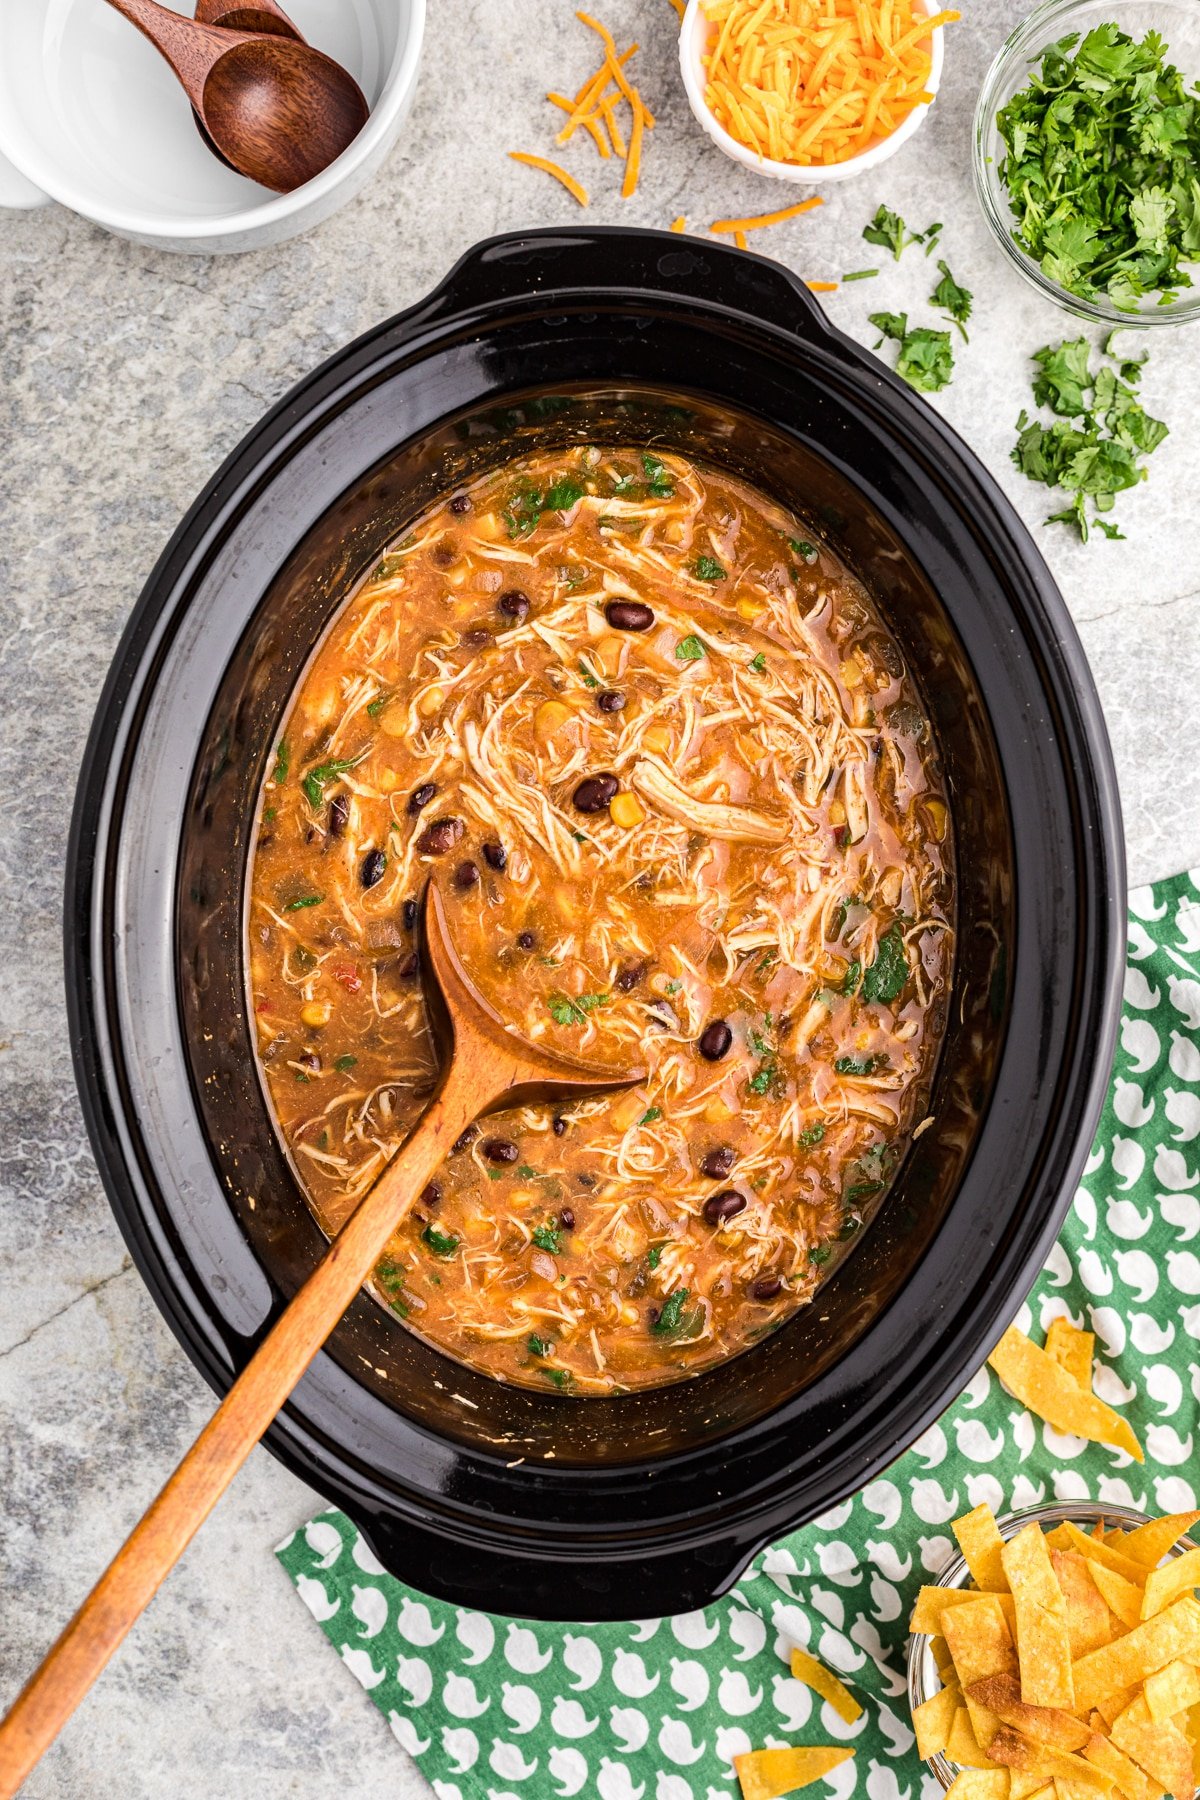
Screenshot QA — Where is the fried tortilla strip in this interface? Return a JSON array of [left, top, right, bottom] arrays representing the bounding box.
[[947, 1707, 1005, 1770], [1059, 1525, 1152, 1587], [1051, 1552, 1113, 1658], [1121, 1513, 1200, 1570], [1003, 1523, 1075, 1709], [914, 1683, 961, 1760], [934, 1636, 957, 1675], [1010, 1774, 1051, 1800], [1046, 1525, 1078, 1553], [1045, 1317, 1095, 1392], [1083, 1734, 1158, 1800], [733, 1745, 854, 1800], [1142, 1548, 1200, 1620], [944, 1596, 1018, 1749], [1087, 1563, 1145, 1631], [988, 1327, 1143, 1462], [956, 1504, 1011, 1593], [912, 1587, 1017, 1637], [945, 1775, 1010, 1800], [987, 1728, 1114, 1795], [1073, 1598, 1200, 1713], [1143, 1657, 1200, 1724], [968, 1674, 1090, 1753], [1092, 1687, 1140, 1731], [1110, 1694, 1194, 1799], [789, 1648, 862, 1724]]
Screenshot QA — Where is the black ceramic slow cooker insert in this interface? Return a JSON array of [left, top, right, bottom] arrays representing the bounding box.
[[66, 229, 1125, 1621]]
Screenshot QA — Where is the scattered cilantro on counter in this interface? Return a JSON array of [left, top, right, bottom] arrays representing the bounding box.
[[995, 24, 1200, 309], [869, 312, 955, 393], [932, 259, 973, 340], [1013, 335, 1168, 540], [863, 205, 942, 261]]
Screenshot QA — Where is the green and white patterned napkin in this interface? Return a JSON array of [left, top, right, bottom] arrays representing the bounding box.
[[277, 868, 1200, 1800]]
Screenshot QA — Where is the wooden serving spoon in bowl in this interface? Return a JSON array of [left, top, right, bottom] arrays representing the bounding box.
[[100, 0, 369, 193], [0, 880, 643, 1798], [190, 0, 306, 175]]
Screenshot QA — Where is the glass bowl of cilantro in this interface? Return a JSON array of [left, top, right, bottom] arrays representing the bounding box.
[[973, 0, 1200, 323]]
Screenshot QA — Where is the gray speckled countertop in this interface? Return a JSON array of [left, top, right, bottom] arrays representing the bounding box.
[[3, 0, 1200, 1792]]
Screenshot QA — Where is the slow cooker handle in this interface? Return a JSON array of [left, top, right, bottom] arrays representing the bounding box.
[[409, 226, 847, 358]]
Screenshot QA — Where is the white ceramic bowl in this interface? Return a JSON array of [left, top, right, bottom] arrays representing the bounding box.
[[679, 0, 945, 185], [0, 0, 424, 253]]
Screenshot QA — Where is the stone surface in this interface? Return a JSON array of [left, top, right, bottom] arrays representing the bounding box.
[[1, 0, 1198, 1792]]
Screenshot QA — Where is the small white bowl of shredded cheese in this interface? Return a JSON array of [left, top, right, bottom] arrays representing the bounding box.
[[678, 0, 949, 185]]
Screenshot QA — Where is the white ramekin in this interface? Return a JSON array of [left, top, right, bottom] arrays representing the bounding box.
[[0, 0, 424, 254], [679, 0, 946, 185]]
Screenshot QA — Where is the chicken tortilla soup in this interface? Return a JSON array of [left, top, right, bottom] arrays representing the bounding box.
[[248, 447, 955, 1396]]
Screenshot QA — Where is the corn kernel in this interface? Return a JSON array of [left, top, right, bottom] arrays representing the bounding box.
[[593, 634, 627, 678], [380, 704, 408, 736], [643, 724, 673, 754], [704, 1095, 736, 1123], [923, 798, 949, 842], [840, 658, 863, 688], [378, 769, 399, 792], [610, 792, 645, 829], [301, 1000, 332, 1029], [535, 699, 572, 741], [611, 1089, 648, 1131], [416, 687, 443, 718], [736, 597, 767, 620], [474, 511, 502, 540], [828, 798, 846, 825]]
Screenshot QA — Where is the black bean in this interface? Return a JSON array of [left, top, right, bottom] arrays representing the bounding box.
[[455, 860, 480, 890], [559, 1207, 576, 1231], [703, 1188, 747, 1226], [605, 599, 654, 632], [402, 899, 417, 930], [360, 849, 386, 890], [552, 1116, 568, 1137], [328, 793, 349, 838], [462, 626, 491, 647], [407, 782, 437, 816], [298, 1052, 321, 1071], [615, 960, 646, 992], [517, 930, 537, 951], [449, 494, 471, 515], [483, 841, 507, 872], [498, 588, 531, 623], [416, 816, 464, 855], [750, 1275, 783, 1301], [432, 543, 455, 569], [420, 1181, 442, 1208], [398, 951, 420, 979], [700, 1146, 735, 1180], [597, 689, 626, 713], [575, 1172, 597, 1190], [483, 1137, 519, 1165], [573, 772, 619, 814], [452, 1123, 478, 1154], [698, 1019, 733, 1061]]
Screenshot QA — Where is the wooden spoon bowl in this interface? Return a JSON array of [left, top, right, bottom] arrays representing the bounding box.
[[192, 0, 305, 173]]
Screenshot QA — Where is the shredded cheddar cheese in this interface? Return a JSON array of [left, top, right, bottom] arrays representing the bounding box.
[[700, 0, 959, 167], [670, 215, 687, 232], [710, 196, 823, 233], [507, 153, 590, 207], [806, 280, 839, 290]]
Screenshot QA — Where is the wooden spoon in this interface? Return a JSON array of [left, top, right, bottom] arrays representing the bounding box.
[[101, 0, 369, 194], [0, 880, 643, 1798], [190, 0, 306, 174]]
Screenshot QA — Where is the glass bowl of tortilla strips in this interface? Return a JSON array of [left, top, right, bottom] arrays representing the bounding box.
[[907, 1495, 1200, 1800]]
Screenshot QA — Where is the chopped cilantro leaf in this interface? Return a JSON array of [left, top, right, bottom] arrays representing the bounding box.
[[302, 756, 362, 810], [578, 658, 600, 689], [532, 1224, 563, 1254], [516, 1163, 540, 1180], [809, 1244, 832, 1265], [676, 634, 707, 662], [641, 452, 675, 497], [665, 980, 682, 995], [787, 537, 818, 564], [835, 1053, 883, 1077], [841, 959, 862, 995], [861, 926, 909, 1004], [421, 1224, 460, 1257], [366, 691, 392, 718], [647, 1245, 663, 1270], [692, 555, 726, 581], [544, 1367, 574, 1390], [528, 1334, 553, 1357], [798, 1123, 826, 1147], [870, 312, 955, 393], [845, 1181, 882, 1207], [544, 476, 585, 513], [651, 1288, 690, 1335], [334, 1054, 358, 1072], [272, 739, 289, 784], [931, 259, 973, 340], [548, 991, 610, 1026], [283, 893, 323, 912], [749, 652, 767, 673], [842, 268, 879, 282], [862, 206, 940, 261], [639, 1106, 663, 1125]]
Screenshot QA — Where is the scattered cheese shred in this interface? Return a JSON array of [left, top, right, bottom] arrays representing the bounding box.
[[668, 0, 686, 17], [670, 215, 687, 231], [710, 196, 823, 232], [806, 280, 839, 291], [700, 0, 959, 167], [507, 153, 590, 208]]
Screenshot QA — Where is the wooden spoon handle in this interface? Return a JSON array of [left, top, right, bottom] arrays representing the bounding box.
[[101, 0, 243, 109], [0, 1054, 490, 1800], [194, 0, 304, 37]]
